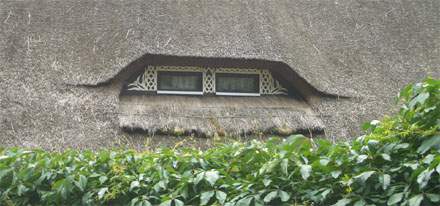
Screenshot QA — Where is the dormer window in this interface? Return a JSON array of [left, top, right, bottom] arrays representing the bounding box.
[[157, 71, 203, 95], [126, 66, 288, 96], [120, 60, 324, 138], [215, 73, 260, 96]]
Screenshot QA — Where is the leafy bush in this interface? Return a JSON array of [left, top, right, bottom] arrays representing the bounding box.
[[0, 78, 439, 206]]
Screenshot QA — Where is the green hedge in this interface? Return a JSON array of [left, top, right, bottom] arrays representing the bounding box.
[[1, 78, 439, 206]]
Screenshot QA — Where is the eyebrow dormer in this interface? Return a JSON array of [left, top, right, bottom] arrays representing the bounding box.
[[117, 55, 325, 137]]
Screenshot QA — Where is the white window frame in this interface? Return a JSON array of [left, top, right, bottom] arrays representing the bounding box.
[[215, 92, 261, 96], [156, 68, 204, 96], [214, 69, 261, 96], [157, 90, 203, 95]]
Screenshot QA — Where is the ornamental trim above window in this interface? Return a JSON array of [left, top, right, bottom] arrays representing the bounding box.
[[127, 66, 288, 96]]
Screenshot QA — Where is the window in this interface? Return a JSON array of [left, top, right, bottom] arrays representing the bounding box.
[[157, 71, 203, 95], [127, 66, 288, 96], [216, 73, 260, 96]]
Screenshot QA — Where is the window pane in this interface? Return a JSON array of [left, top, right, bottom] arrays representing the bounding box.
[[158, 71, 203, 91], [216, 73, 259, 93]]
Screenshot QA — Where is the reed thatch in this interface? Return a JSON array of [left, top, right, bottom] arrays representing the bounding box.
[[0, 0, 439, 150], [119, 95, 324, 137]]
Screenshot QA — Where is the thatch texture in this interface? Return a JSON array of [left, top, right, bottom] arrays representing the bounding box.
[[119, 95, 324, 137], [0, 0, 439, 149]]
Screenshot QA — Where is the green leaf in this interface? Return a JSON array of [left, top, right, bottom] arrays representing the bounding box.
[[236, 196, 253, 206], [216, 190, 227, 204], [281, 158, 288, 175], [321, 188, 332, 200], [409, 92, 429, 108], [300, 164, 312, 180], [130, 197, 139, 206], [75, 175, 87, 192], [357, 155, 368, 163], [395, 143, 410, 150], [200, 190, 215, 205], [404, 162, 419, 170], [55, 177, 73, 200], [82, 192, 93, 205], [140, 200, 153, 206], [263, 179, 271, 187], [320, 158, 330, 166], [422, 154, 435, 164], [0, 155, 11, 161], [194, 172, 204, 185], [331, 170, 342, 179], [381, 153, 391, 161], [417, 135, 440, 154], [382, 174, 391, 190], [0, 168, 12, 181], [426, 193, 440, 202], [408, 194, 424, 206], [0, 169, 13, 189], [388, 192, 404, 205], [159, 200, 172, 206], [353, 199, 366, 206], [130, 180, 140, 191], [97, 187, 108, 200], [205, 170, 220, 186], [361, 122, 372, 131], [437, 164, 440, 175], [174, 199, 184, 206], [282, 135, 312, 154], [354, 171, 375, 183], [99, 176, 108, 184], [153, 180, 166, 192], [332, 198, 351, 206], [17, 184, 28, 196], [363, 120, 381, 131], [399, 84, 413, 100], [279, 190, 290, 202], [263, 191, 277, 203], [417, 169, 434, 189]]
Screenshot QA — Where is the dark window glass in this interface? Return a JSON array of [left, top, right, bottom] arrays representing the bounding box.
[[157, 71, 203, 91], [216, 73, 260, 93]]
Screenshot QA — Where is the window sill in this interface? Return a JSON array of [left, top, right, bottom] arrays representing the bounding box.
[[215, 92, 261, 97], [157, 90, 203, 95]]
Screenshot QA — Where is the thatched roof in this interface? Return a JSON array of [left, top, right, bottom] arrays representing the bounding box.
[[0, 0, 439, 149], [119, 95, 324, 137]]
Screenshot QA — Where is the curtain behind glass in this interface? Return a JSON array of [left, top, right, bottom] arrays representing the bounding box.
[[216, 73, 259, 93], [158, 71, 203, 91]]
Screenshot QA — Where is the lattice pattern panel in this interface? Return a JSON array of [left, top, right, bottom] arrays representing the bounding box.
[[260, 70, 288, 95], [156, 66, 206, 72], [127, 66, 287, 95], [260, 70, 272, 94], [144, 66, 157, 91], [203, 68, 215, 93], [216, 68, 260, 74]]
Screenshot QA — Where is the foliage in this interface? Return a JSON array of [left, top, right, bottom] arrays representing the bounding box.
[[0, 78, 439, 206]]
